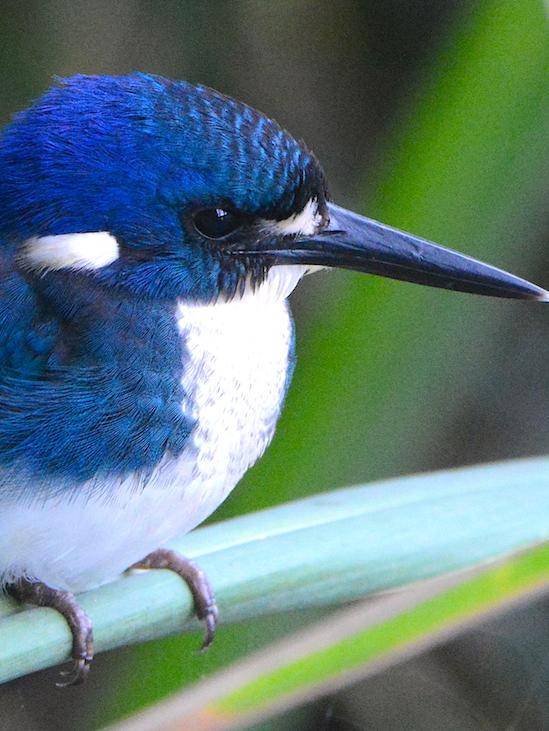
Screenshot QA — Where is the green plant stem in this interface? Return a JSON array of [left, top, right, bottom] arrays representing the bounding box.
[[106, 544, 549, 731], [3, 456, 549, 684]]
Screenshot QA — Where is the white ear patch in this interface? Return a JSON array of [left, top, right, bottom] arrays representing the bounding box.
[[268, 198, 323, 237], [20, 232, 119, 272]]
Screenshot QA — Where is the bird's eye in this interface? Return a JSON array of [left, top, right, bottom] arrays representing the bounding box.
[[192, 208, 243, 240]]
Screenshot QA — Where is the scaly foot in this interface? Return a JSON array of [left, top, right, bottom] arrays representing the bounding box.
[[9, 550, 216, 686], [131, 548, 218, 650], [9, 578, 93, 687]]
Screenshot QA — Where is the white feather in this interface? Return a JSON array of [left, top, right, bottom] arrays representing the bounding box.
[[0, 266, 303, 591], [267, 198, 323, 236], [20, 232, 119, 272]]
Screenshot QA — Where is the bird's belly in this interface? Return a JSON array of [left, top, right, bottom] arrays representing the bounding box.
[[0, 296, 293, 592]]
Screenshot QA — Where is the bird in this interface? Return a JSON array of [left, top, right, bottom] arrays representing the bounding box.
[[0, 73, 546, 685]]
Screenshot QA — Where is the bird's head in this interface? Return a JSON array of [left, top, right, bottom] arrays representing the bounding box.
[[0, 73, 546, 304]]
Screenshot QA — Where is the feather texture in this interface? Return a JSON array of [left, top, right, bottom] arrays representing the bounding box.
[[0, 268, 297, 590]]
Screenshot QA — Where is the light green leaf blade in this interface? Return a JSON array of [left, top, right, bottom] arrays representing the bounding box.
[[105, 542, 549, 731], [3, 457, 549, 684]]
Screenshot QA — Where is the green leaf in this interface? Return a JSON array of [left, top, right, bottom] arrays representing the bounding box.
[[106, 543, 549, 731], [3, 457, 549, 685]]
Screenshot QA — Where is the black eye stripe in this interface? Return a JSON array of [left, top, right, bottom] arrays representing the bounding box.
[[192, 208, 243, 240]]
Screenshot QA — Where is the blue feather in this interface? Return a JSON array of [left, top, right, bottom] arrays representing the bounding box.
[[0, 74, 326, 487], [0, 74, 316, 600], [0, 268, 191, 487]]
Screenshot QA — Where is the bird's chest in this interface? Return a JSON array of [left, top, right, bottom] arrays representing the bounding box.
[[176, 297, 293, 497]]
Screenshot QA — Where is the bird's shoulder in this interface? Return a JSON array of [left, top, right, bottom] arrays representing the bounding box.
[[0, 250, 193, 485], [0, 251, 57, 375]]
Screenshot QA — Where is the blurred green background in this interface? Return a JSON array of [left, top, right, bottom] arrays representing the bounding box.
[[1, 1, 548, 729]]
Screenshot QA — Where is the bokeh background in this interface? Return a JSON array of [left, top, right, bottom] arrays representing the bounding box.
[[1, 1, 548, 729]]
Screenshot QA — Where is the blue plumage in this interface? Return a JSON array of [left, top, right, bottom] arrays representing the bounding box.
[[0, 282, 190, 487], [1, 73, 545, 684], [0, 74, 325, 488], [0, 74, 325, 300]]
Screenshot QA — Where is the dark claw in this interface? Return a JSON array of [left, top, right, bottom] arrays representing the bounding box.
[[198, 599, 219, 652], [131, 548, 218, 651], [56, 657, 90, 688], [56, 618, 94, 686], [8, 578, 94, 687], [9, 549, 216, 687]]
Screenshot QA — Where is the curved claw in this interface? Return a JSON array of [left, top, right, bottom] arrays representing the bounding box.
[[56, 657, 91, 688], [8, 578, 95, 687], [57, 622, 94, 686], [198, 600, 219, 652], [131, 548, 219, 651]]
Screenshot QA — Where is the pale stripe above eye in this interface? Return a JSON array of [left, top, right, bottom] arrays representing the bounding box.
[[20, 232, 119, 272], [266, 198, 322, 237]]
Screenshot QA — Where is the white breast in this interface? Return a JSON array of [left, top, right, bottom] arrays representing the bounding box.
[[174, 278, 295, 526], [0, 266, 304, 592]]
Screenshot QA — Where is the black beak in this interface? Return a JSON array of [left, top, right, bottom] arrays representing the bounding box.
[[249, 202, 548, 300]]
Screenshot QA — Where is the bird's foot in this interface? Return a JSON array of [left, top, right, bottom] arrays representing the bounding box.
[[131, 548, 218, 650], [9, 578, 93, 687]]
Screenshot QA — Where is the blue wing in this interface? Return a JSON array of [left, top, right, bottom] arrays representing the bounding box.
[[0, 249, 192, 487]]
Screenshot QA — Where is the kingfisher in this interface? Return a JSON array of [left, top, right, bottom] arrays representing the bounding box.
[[0, 73, 546, 685]]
